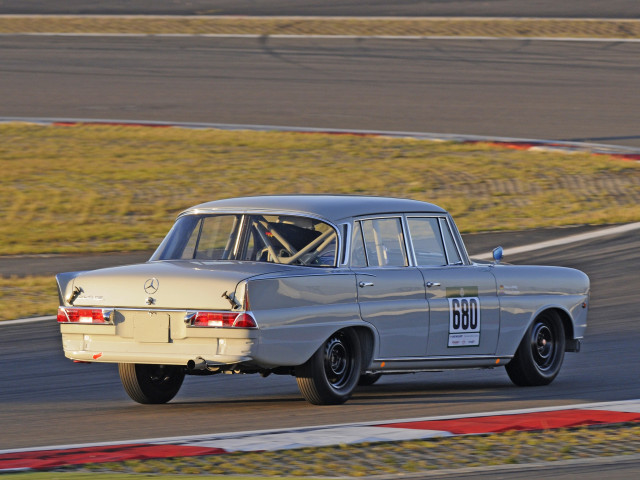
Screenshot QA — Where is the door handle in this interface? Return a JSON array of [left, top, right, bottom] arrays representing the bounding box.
[[425, 282, 441, 288], [359, 281, 374, 288]]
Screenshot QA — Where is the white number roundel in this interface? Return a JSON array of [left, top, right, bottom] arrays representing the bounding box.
[[449, 297, 480, 333]]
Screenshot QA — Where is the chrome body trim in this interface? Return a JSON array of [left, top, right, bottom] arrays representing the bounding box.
[[375, 355, 513, 362]]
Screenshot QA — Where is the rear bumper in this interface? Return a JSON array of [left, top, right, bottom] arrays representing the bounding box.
[[60, 321, 256, 366]]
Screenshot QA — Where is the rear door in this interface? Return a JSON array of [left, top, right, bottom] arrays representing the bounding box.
[[350, 217, 429, 358]]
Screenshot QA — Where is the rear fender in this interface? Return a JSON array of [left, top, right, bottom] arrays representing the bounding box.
[[252, 318, 376, 368], [55, 271, 86, 306]]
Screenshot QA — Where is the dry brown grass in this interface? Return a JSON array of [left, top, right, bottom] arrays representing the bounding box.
[[0, 16, 639, 39], [1, 123, 639, 256]]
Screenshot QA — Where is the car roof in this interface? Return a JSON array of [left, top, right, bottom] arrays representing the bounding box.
[[184, 195, 447, 223]]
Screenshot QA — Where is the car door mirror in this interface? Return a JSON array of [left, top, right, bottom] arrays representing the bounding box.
[[492, 246, 504, 264]]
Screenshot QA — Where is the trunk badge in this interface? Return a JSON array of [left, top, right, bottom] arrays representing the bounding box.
[[144, 278, 159, 294]]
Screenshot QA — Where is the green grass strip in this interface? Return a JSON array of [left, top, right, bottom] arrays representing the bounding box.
[[0, 16, 640, 39]]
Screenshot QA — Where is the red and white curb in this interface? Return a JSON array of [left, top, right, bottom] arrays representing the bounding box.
[[1, 400, 639, 472], [2, 116, 640, 162]]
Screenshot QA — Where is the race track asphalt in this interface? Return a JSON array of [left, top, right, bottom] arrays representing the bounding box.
[[1, 0, 639, 18], [1, 4, 639, 470], [1, 36, 639, 147], [1, 227, 638, 450]]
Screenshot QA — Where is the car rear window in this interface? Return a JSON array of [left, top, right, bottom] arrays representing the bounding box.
[[152, 214, 337, 267]]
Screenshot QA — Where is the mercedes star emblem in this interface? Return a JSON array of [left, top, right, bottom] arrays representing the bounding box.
[[144, 278, 159, 294]]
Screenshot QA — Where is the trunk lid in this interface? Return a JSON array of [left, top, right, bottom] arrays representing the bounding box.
[[64, 260, 294, 310]]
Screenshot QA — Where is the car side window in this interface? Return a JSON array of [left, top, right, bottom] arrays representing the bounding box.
[[350, 221, 368, 267], [240, 215, 337, 266], [439, 218, 462, 264], [360, 218, 408, 267], [193, 215, 240, 260], [407, 217, 447, 266]]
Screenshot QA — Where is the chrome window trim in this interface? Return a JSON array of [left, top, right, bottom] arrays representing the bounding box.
[[446, 215, 471, 265], [339, 222, 351, 267], [439, 216, 469, 265], [352, 215, 409, 268], [405, 215, 451, 267], [231, 214, 246, 259], [352, 220, 369, 267], [400, 215, 416, 267], [438, 217, 457, 265]]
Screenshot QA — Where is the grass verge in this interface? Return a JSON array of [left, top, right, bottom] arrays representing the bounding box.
[[0, 475, 283, 480], [0, 276, 58, 321], [3, 423, 639, 478], [1, 122, 639, 320], [1, 123, 639, 256], [0, 16, 639, 39]]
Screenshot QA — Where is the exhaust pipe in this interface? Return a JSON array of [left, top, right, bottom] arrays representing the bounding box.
[[187, 356, 208, 371]]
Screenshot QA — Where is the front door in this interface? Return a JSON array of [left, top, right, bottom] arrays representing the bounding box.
[[420, 266, 500, 356], [405, 215, 500, 356]]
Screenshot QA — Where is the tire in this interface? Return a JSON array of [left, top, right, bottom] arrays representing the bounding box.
[[506, 310, 566, 386], [358, 372, 382, 386], [296, 329, 362, 405], [118, 363, 185, 404]]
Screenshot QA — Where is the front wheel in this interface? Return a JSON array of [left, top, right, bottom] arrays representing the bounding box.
[[506, 310, 566, 386], [296, 329, 362, 405], [118, 363, 185, 404]]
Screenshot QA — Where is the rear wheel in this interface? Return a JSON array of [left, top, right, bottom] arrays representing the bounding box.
[[296, 329, 362, 405], [118, 363, 185, 404], [506, 310, 566, 386]]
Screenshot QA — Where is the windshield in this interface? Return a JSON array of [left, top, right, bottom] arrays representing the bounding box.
[[151, 214, 337, 267]]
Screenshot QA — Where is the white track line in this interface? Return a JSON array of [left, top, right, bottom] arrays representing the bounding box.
[[0, 315, 55, 326], [473, 222, 640, 260]]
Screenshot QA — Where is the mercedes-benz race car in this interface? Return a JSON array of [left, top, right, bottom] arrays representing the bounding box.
[[56, 195, 589, 405]]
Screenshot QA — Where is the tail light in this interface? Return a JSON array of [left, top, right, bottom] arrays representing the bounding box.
[[57, 307, 113, 324], [185, 311, 257, 328]]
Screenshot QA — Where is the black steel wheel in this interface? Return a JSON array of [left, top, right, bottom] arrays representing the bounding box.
[[118, 363, 185, 404], [506, 310, 566, 386], [296, 329, 362, 405]]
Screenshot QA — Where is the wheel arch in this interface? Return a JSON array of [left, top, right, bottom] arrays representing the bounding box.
[[505, 306, 568, 386], [298, 323, 376, 369], [253, 320, 377, 369], [351, 325, 376, 372], [530, 305, 574, 340], [549, 307, 575, 341]]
